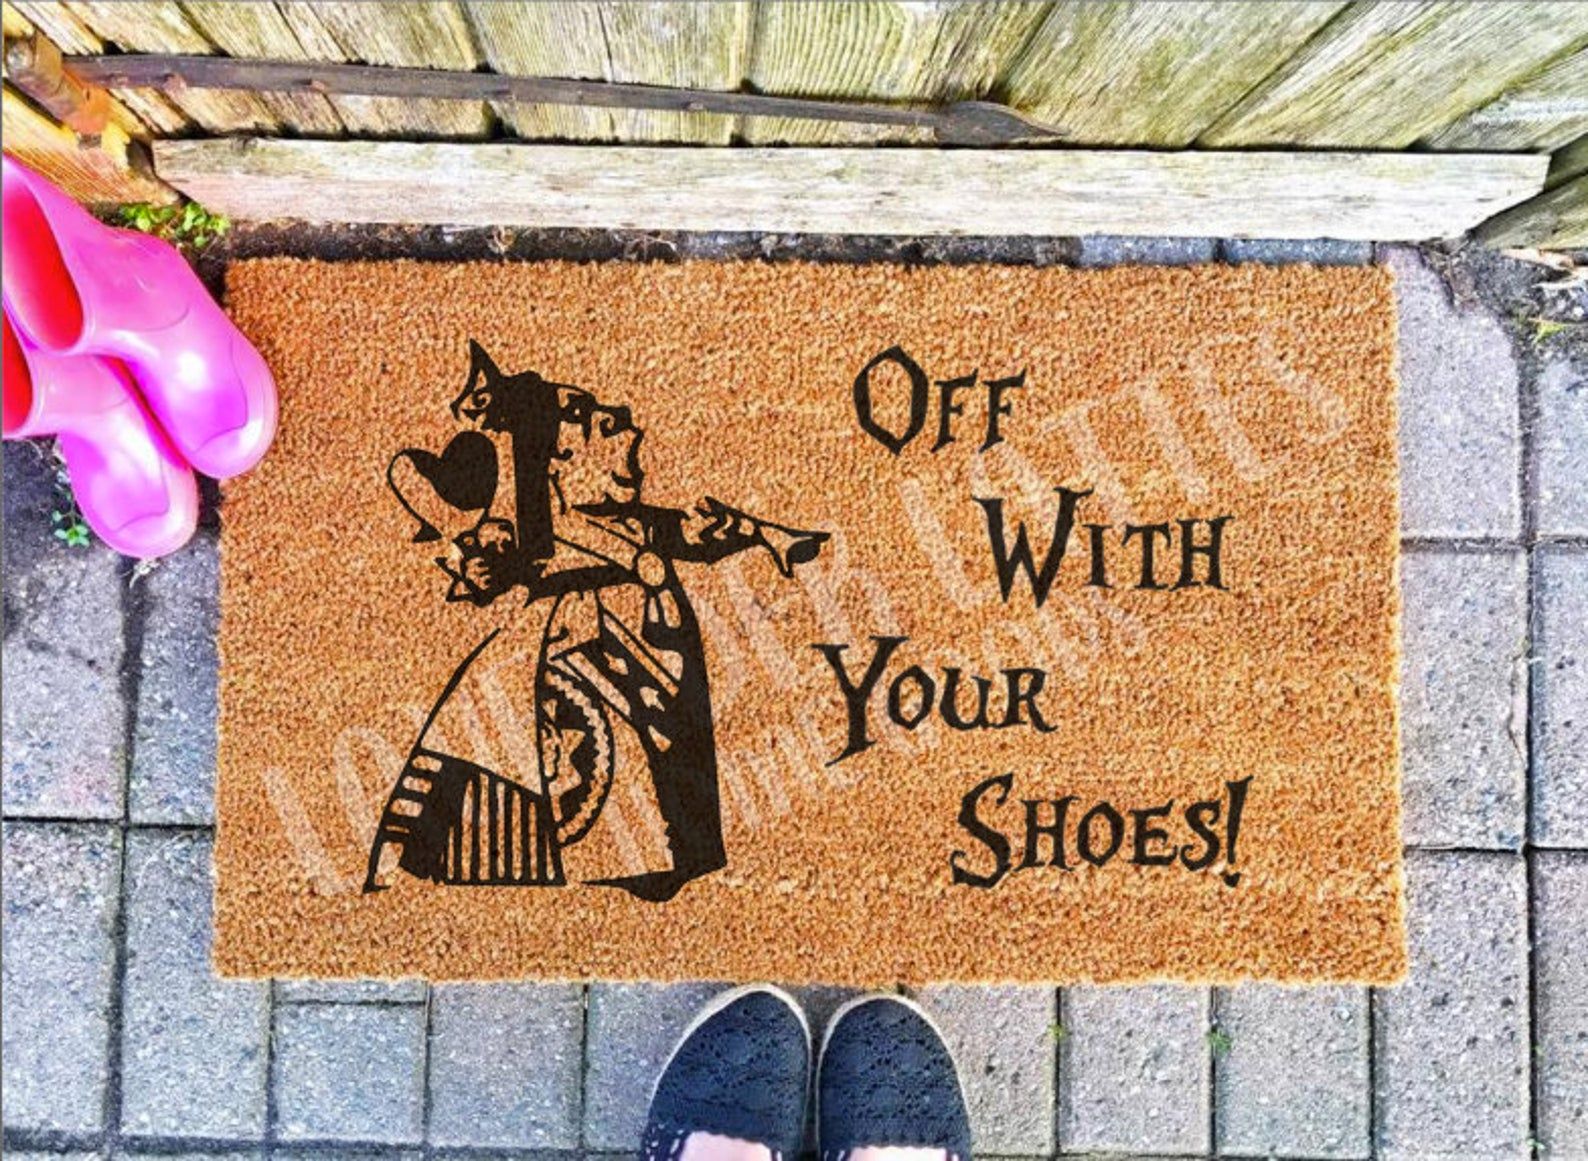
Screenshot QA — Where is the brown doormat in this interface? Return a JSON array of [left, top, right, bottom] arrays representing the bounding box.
[[217, 258, 1404, 985]]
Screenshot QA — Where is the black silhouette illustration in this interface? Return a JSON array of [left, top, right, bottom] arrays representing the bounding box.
[[364, 341, 828, 902]]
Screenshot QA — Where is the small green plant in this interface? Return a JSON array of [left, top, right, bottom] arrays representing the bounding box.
[[115, 199, 230, 251], [1531, 318, 1570, 344], [48, 450, 92, 549], [1048, 1020, 1069, 1042], [52, 509, 91, 546], [1207, 1028, 1233, 1057]]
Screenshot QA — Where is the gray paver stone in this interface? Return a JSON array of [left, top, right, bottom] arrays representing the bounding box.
[[1215, 985, 1370, 1159], [1399, 548, 1528, 848], [1536, 548, 1588, 846], [916, 985, 1056, 1157], [120, 831, 270, 1139], [1221, 237, 1374, 265], [1374, 851, 1529, 1161], [428, 982, 583, 1149], [272, 1002, 427, 1143], [1386, 246, 1522, 538], [1535, 353, 1588, 536], [1058, 985, 1209, 1155], [584, 982, 726, 1151], [1076, 235, 1217, 266], [1535, 852, 1588, 1160], [2, 443, 127, 818], [0, 822, 120, 1132], [129, 532, 220, 823]]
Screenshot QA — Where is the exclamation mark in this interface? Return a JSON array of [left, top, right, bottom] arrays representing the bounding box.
[[1222, 777, 1252, 887]]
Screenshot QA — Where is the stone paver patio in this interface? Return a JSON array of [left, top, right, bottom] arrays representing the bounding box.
[[3, 231, 1585, 1161]]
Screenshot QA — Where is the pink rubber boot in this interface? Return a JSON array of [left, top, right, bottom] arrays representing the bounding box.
[[4, 309, 198, 558], [1, 154, 276, 480]]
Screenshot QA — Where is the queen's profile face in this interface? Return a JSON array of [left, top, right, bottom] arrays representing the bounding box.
[[551, 387, 644, 511]]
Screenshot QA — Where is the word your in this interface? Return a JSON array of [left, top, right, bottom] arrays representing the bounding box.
[[813, 636, 1057, 766], [951, 772, 1252, 889], [853, 345, 1026, 454]]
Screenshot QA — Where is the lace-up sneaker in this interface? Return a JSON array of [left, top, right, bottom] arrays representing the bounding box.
[[817, 995, 973, 1161], [642, 985, 811, 1161]]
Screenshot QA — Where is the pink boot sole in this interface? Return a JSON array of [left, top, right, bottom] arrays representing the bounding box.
[[2, 153, 276, 480], [4, 309, 198, 559]]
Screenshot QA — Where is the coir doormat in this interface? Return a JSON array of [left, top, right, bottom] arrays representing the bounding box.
[[218, 258, 1405, 984]]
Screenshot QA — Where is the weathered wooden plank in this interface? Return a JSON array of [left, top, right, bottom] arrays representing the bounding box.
[[1000, 1, 1346, 146], [1549, 134, 1588, 189], [742, 1, 1050, 144], [153, 137, 1546, 242], [71, 54, 1055, 145], [1477, 172, 1588, 248], [276, 0, 490, 138], [178, 1, 345, 136], [9, 0, 189, 132], [463, 1, 611, 140], [463, 2, 748, 143], [58, 1, 286, 133], [3, 82, 175, 204], [6, 27, 118, 136], [1203, 1, 1588, 148], [1423, 47, 1588, 152], [601, 1, 748, 143]]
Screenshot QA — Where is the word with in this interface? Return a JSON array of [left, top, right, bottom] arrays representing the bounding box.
[[979, 486, 1232, 604], [853, 345, 1025, 454], [813, 636, 1056, 766], [951, 772, 1252, 889]]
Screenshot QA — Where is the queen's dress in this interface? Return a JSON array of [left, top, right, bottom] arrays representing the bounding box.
[[364, 343, 825, 903]]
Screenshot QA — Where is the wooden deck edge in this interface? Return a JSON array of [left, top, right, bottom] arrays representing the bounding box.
[[152, 138, 1549, 242]]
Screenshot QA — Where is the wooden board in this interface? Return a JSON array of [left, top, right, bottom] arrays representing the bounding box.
[[275, 0, 491, 138], [1549, 135, 1588, 189], [56, 0, 286, 133], [1423, 47, 1588, 152], [999, 1, 1346, 147], [1477, 172, 1588, 248], [153, 138, 1547, 241], [462, 1, 748, 144], [741, 1, 1049, 144], [2, 83, 175, 204], [9, 0, 190, 133], [3, 1, 156, 140], [178, 1, 346, 136], [1203, 1, 1588, 148]]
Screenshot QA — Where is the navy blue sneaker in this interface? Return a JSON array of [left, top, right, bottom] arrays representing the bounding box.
[[643, 985, 811, 1161], [817, 996, 972, 1161]]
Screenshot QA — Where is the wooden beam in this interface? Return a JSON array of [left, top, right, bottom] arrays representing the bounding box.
[[1476, 173, 1588, 249], [152, 138, 1546, 241], [68, 52, 1062, 145], [5, 27, 112, 134], [9, 0, 190, 133], [52, 1, 285, 134], [2, 82, 175, 205]]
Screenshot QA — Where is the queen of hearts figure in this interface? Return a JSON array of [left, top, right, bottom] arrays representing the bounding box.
[[365, 341, 827, 903]]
